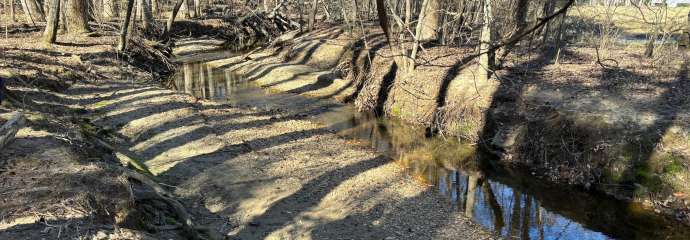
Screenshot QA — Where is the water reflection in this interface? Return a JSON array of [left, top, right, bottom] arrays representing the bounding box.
[[172, 58, 690, 240]]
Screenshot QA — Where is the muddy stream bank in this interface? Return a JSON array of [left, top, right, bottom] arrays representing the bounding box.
[[170, 50, 690, 240]]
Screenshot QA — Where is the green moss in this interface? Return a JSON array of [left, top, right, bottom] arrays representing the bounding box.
[[662, 156, 685, 175], [390, 105, 402, 117]]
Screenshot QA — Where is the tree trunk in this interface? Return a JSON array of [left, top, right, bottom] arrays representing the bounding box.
[[151, 0, 157, 17], [20, 0, 45, 24], [645, 32, 656, 58], [66, 0, 90, 33], [163, 0, 184, 37], [42, 0, 60, 44], [554, 9, 568, 64], [308, 0, 317, 30], [478, 0, 493, 82], [417, 0, 440, 42], [117, 0, 134, 51], [9, 0, 17, 22], [187, 0, 195, 18], [193, 0, 199, 17], [180, 0, 189, 19], [541, 0, 555, 45], [58, 0, 66, 31], [514, 0, 528, 33], [103, 0, 118, 20], [137, 0, 153, 31]]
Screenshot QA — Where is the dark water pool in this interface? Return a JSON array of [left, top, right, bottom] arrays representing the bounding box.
[[171, 55, 690, 240]]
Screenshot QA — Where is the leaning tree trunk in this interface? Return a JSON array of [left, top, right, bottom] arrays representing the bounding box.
[[308, 0, 317, 30], [117, 0, 135, 51], [416, 0, 440, 42], [66, 0, 90, 33], [163, 0, 184, 37], [42, 0, 60, 44]]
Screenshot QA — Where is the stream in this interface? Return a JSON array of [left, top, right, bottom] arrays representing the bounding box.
[[170, 51, 690, 240]]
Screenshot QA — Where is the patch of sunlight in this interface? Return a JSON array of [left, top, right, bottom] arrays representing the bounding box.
[[132, 124, 205, 152], [147, 136, 225, 174], [263, 162, 417, 239], [232, 177, 302, 218], [87, 90, 164, 110], [90, 99, 117, 109], [206, 55, 245, 69], [120, 108, 196, 138], [0, 216, 40, 230]]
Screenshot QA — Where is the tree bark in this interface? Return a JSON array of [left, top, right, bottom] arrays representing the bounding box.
[[137, 0, 153, 31], [42, 0, 60, 44], [151, 0, 157, 17], [9, 0, 17, 22], [478, 0, 493, 82], [20, 0, 45, 24], [117, 0, 134, 51], [58, 0, 66, 31], [416, 0, 440, 42], [514, 0, 528, 33], [66, 0, 90, 33], [193, 0, 199, 17], [308, 0, 317, 30], [163, 0, 184, 37]]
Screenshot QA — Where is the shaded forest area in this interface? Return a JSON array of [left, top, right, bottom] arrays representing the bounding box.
[[1, 0, 690, 239]]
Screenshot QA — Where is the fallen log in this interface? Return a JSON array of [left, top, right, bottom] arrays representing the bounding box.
[[0, 111, 26, 150]]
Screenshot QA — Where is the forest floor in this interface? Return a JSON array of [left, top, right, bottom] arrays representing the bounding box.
[[0, 23, 496, 239]]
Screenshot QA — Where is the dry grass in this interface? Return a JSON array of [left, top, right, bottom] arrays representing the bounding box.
[[571, 5, 689, 36]]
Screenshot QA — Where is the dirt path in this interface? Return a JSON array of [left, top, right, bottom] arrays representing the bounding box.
[[71, 73, 495, 239]]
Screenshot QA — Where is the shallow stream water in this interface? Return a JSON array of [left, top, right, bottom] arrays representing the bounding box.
[[170, 52, 690, 240]]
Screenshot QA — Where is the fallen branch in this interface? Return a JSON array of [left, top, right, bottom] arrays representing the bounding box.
[[0, 111, 26, 150], [77, 120, 155, 176], [123, 170, 209, 240]]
